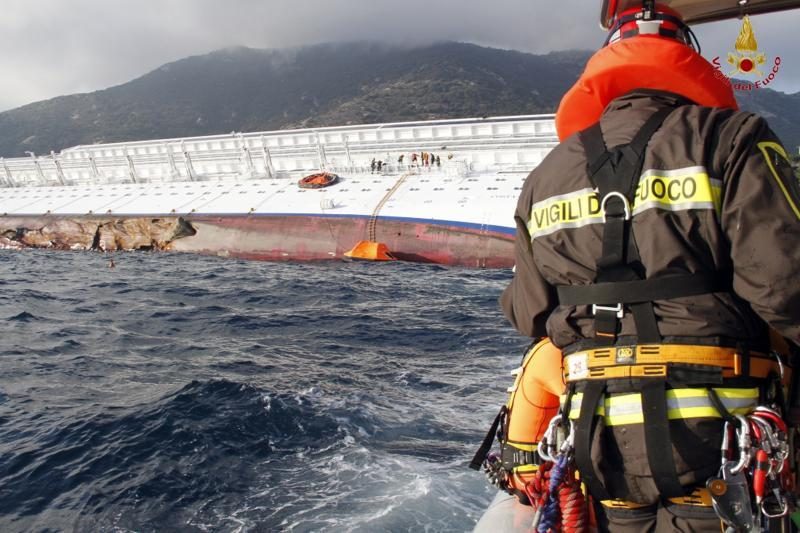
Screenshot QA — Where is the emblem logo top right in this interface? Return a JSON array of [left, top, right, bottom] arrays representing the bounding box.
[[727, 15, 766, 77]]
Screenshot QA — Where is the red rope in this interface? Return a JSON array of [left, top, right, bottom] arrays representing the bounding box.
[[524, 461, 588, 533]]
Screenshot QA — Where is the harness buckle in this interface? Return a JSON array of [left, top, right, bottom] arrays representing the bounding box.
[[599, 191, 632, 222], [592, 303, 624, 319]]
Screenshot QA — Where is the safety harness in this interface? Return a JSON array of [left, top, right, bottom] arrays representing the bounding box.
[[556, 104, 727, 349], [553, 103, 776, 502]]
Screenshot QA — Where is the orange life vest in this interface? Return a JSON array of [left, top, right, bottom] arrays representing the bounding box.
[[470, 339, 565, 500], [502, 339, 564, 495]]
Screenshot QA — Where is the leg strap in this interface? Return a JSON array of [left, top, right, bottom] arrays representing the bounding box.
[[573, 381, 611, 500], [641, 380, 686, 498]]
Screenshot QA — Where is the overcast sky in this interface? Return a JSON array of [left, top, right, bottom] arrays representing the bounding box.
[[1, 0, 798, 112]]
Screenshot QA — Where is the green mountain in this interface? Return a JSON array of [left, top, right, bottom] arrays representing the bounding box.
[[734, 86, 800, 155], [0, 42, 797, 157]]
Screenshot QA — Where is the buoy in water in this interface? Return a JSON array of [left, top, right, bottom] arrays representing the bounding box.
[[344, 241, 395, 261]]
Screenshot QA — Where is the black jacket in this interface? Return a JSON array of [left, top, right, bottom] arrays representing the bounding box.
[[501, 91, 800, 350]]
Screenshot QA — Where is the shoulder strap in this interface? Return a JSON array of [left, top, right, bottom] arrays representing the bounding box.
[[574, 107, 677, 345]]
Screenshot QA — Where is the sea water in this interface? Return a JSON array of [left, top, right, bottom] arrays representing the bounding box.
[[0, 250, 527, 532]]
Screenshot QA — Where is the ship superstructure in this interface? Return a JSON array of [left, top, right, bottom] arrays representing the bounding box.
[[0, 115, 557, 267]]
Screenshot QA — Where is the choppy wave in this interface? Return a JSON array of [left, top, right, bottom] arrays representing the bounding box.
[[0, 250, 526, 532]]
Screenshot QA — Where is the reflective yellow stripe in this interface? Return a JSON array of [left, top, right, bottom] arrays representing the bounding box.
[[527, 188, 602, 239], [565, 387, 758, 426], [632, 167, 721, 216], [527, 166, 722, 240], [506, 441, 539, 452], [669, 388, 756, 400], [757, 141, 800, 220], [512, 464, 539, 474]]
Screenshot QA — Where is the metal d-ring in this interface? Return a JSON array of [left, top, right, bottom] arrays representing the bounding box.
[[600, 191, 631, 222]]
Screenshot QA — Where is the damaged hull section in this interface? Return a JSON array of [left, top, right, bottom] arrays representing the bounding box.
[[0, 214, 514, 267], [0, 216, 196, 252]]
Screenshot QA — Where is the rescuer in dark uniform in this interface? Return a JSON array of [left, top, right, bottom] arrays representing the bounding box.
[[500, 3, 800, 531]]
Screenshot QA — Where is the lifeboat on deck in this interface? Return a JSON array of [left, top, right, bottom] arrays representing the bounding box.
[[298, 172, 339, 189]]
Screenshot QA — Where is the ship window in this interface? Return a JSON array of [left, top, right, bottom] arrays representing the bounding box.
[[361, 188, 370, 192], [239, 191, 247, 194], [434, 187, 444, 191], [339, 189, 348, 192], [221, 191, 229, 195], [257, 190, 265, 194], [487, 187, 498, 191], [514, 187, 522, 191], [458, 187, 470, 190], [495, 178, 506, 181], [410, 188, 420, 191]]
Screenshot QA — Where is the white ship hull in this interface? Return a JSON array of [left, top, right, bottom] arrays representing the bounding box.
[[0, 115, 557, 266]]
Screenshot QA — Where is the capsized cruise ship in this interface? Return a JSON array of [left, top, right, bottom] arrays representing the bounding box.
[[0, 115, 557, 267]]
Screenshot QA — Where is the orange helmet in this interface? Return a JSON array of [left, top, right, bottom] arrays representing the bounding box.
[[604, 1, 700, 52]]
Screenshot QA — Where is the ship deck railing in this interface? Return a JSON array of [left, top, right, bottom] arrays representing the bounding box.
[[0, 115, 557, 189]]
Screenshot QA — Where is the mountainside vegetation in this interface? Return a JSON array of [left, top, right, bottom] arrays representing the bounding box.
[[0, 41, 797, 157]]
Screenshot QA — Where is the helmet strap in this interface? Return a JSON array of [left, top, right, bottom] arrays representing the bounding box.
[[603, 5, 701, 54]]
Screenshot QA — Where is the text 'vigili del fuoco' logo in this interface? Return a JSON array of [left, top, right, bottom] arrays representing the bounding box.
[[711, 15, 782, 91]]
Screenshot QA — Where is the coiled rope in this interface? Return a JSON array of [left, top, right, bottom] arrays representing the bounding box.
[[525, 455, 588, 532]]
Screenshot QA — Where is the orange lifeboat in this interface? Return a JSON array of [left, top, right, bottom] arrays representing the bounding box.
[[298, 172, 339, 189], [344, 240, 395, 261]]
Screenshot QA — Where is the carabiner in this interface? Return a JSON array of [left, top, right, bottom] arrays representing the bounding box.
[[559, 419, 576, 455], [729, 414, 752, 475], [538, 414, 563, 462]]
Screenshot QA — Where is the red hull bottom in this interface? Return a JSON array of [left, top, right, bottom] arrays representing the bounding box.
[[174, 215, 515, 268], [0, 215, 515, 268]]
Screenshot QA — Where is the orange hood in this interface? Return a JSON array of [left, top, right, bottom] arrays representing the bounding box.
[[555, 37, 738, 141]]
